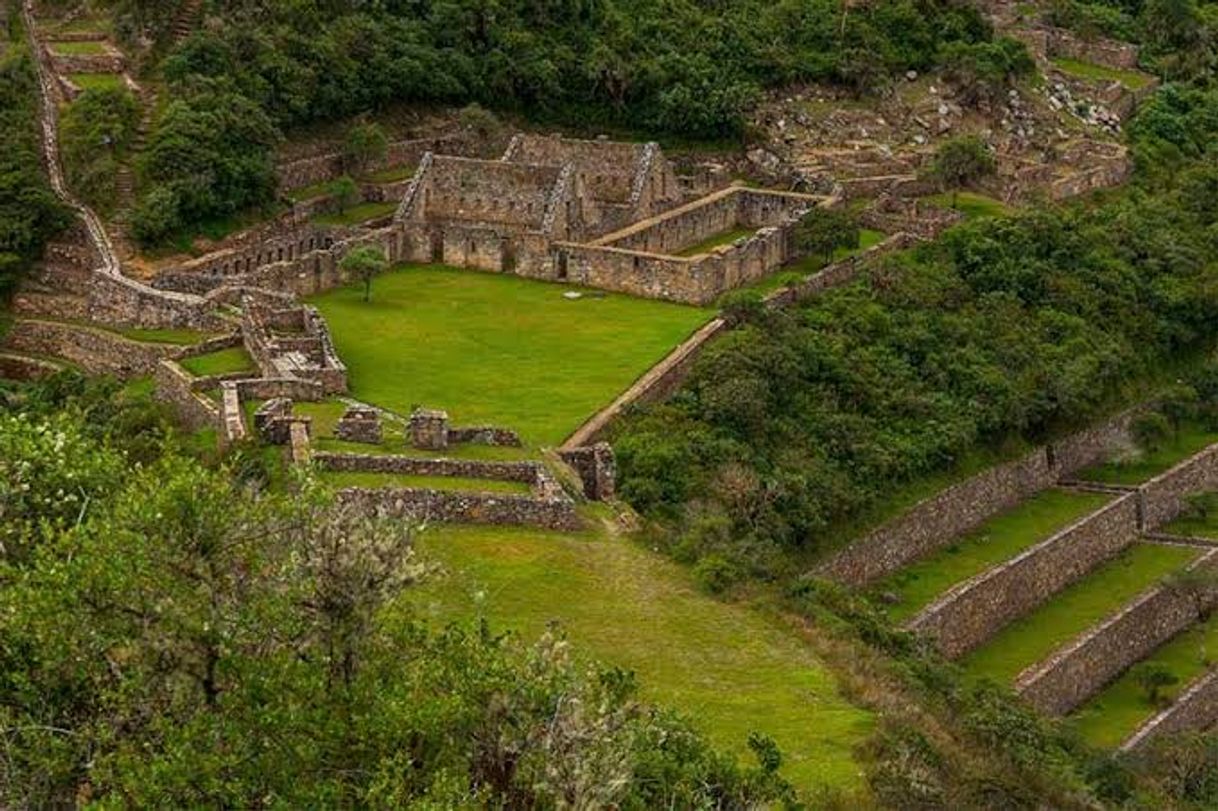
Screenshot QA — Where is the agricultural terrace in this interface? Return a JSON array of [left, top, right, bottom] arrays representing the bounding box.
[[308, 265, 714, 447]]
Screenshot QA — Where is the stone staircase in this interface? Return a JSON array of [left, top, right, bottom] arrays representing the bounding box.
[[170, 0, 203, 43]]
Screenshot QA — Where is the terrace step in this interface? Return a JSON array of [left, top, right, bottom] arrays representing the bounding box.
[[170, 0, 204, 42]]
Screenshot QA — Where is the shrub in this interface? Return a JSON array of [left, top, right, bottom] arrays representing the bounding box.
[[1132, 410, 1172, 452], [693, 553, 742, 595]]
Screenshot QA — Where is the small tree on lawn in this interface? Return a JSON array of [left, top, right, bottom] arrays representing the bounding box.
[[341, 245, 388, 303], [343, 121, 388, 176], [1133, 662, 1179, 706], [931, 136, 996, 209], [793, 208, 861, 265], [333, 175, 360, 213]]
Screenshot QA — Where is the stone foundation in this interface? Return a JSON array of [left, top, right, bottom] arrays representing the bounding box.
[[335, 405, 382, 444]]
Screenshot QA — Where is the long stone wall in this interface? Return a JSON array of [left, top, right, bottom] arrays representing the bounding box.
[[763, 232, 918, 308], [1121, 668, 1218, 752], [1016, 548, 1218, 716], [819, 407, 1141, 586], [153, 360, 222, 434], [906, 493, 1141, 659], [314, 451, 544, 487], [336, 486, 583, 531], [2, 318, 179, 379], [275, 135, 467, 190]]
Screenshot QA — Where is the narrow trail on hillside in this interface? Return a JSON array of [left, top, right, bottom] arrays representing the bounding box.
[[21, 0, 121, 277]]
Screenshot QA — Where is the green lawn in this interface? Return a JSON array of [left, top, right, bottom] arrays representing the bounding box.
[[1051, 57, 1154, 90], [50, 40, 109, 55], [924, 191, 1010, 220], [115, 326, 215, 345], [406, 523, 873, 795], [1071, 608, 1218, 749], [874, 489, 1112, 623], [312, 201, 398, 226], [179, 346, 257, 377], [676, 226, 757, 257], [962, 543, 1200, 684], [363, 164, 417, 183], [320, 469, 530, 494], [285, 178, 345, 203], [1161, 503, 1218, 540], [308, 265, 714, 447], [1077, 422, 1218, 485], [68, 73, 123, 92]]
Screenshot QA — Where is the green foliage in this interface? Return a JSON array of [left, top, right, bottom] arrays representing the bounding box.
[[59, 86, 139, 214], [930, 135, 997, 206], [0, 48, 70, 293], [1133, 410, 1172, 452], [1132, 661, 1180, 705], [339, 244, 388, 302], [941, 37, 1036, 107], [342, 120, 387, 176], [332, 174, 359, 212], [0, 384, 789, 808], [794, 208, 860, 264], [1136, 733, 1218, 806]]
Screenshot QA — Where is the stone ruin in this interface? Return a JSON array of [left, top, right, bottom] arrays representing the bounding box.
[[560, 442, 617, 501], [241, 294, 348, 395], [410, 407, 450, 451], [335, 404, 382, 444]]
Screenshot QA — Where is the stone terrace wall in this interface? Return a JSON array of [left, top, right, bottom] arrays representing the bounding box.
[[819, 407, 1140, 586], [1017, 548, 1218, 716], [907, 493, 1141, 659], [1045, 26, 1140, 70], [3, 318, 178, 379], [154, 360, 222, 434], [764, 233, 918, 308], [412, 155, 563, 230], [314, 451, 545, 487], [275, 135, 467, 190], [1121, 668, 1218, 752], [337, 487, 583, 531], [48, 47, 123, 74], [1140, 443, 1218, 529]]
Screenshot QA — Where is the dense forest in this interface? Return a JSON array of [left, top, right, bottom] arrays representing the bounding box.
[[614, 82, 1218, 583]]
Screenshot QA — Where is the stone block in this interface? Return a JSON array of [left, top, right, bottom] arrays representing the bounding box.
[[411, 407, 450, 450], [335, 405, 383, 445]]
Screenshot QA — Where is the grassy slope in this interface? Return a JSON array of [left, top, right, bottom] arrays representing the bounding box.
[[875, 489, 1113, 623], [308, 265, 713, 447], [407, 522, 873, 794], [1077, 422, 1218, 485], [1051, 57, 1155, 90], [312, 201, 398, 226], [924, 191, 1011, 219], [962, 543, 1200, 684]]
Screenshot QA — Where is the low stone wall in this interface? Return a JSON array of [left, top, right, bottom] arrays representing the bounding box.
[[1045, 26, 1140, 71], [154, 360, 222, 434], [336, 487, 583, 531], [275, 136, 466, 190], [448, 426, 522, 447], [559, 443, 616, 501], [1017, 548, 1218, 716], [314, 451, 544, 486], [48, 48, 123, 74], [1140, 444, 1218, 529], [0, 352, 61, 380], [763, 233, 918, 308], [907, 493, 1141, 659], [233, 377, 324, 402], [2, 318, 176, 379], [1121, 668, 1218, 752]]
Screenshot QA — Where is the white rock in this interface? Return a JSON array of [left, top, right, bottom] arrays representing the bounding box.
[[563, 291, 582, 300]]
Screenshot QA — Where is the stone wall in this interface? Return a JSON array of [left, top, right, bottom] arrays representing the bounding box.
[[153, 360, 222, 434], [336, 486, 583, 531], [1140, 443, 1218, 529], [2, 318, 177, 379], [1121, 668, 1218, 752], [819, 407, 1142, 586], [48, 47, 123, 74], [314, 451, 545, 486], [405, 154, 564, 231], [906, 493, 1141, 659], [1016, 548, 1218, 716], [1045, 27, 1140, 71], [559, 443, 616, 500], [763, 232, 918, 308], [232, 377, 324, 402], [275, 135, 466, 191], [447, 426, 522, 447]]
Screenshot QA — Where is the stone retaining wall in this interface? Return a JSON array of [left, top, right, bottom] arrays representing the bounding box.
[[763, 232, 918, 308], [2, 319, 176, 379], [907, 494, 1141, 659], [1141, 444, 1218, 529], [275, 136, 467, 190], [819, 407, 1141, 586], [1121, 668, 1218, 752], [1016, 548, 1218, 716], [0, 353, 61, 380], [154, 360, 222, 434], [314, 451, 544, 486], [335, 486, 582, 531]]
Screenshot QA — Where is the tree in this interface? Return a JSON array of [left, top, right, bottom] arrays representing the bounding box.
[[341, 245, 388, 302], [343, 120, 388, 177], [941, 38, 1035, 108], [1133, 662, 1179, 706], [794, 208, 861, 264], [1133, 410, 1172, 453], [332, 175, 359, 213], [931, 136, 996, 209]]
